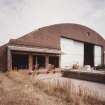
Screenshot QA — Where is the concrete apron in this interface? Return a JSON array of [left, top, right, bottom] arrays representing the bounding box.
[[35, 73, 105, 101]]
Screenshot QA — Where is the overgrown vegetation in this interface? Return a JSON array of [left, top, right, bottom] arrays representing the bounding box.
[[0, 70, 105, 105], [34, 78, 105, 105]]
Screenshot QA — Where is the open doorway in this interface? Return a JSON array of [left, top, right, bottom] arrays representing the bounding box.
[[33, 55, 45, 68], [84, 43, 94, 67], [12, 54, 28, 70], [33, 55, 37, 66], [49, 56, 59, 68]]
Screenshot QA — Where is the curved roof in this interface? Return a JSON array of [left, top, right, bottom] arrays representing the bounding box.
[[9, 23, 105, 49]]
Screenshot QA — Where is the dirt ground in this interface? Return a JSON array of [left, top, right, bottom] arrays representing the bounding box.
[[36, 73, 105, 101], [0, 71, 105, 105], [0, 72, 67, 105]]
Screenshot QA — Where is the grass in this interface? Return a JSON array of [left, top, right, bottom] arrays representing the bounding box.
[[0, 70, 105, 105], [33, 79, 105, 105]]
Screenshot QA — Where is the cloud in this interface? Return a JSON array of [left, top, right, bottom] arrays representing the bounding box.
[[0, 0, 105, 45]]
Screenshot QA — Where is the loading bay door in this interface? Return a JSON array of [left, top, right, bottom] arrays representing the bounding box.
[[84, 43, 94, 67], [60, 38, 84, 68], [60, 38, 102, 68], [94, 45, 102, 66]]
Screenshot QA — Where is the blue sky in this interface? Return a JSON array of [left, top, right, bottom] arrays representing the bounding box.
[[0, 0, 105, 45]]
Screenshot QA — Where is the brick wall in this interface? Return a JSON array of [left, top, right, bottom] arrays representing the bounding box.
[[0, 23, 105, 71]]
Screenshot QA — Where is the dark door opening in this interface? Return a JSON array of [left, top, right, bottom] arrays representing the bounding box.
[[37, 55, 45, 68], [49, 56, 59, 68], [33, 55, 37, 65], [12, 54, 28, 70], [84, 43, 94, 67]]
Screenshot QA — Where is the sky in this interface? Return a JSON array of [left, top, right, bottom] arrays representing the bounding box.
[[0, 0, 105, 45]]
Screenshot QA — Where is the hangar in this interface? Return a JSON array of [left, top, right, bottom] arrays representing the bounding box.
[[0, 23, 105, 71]]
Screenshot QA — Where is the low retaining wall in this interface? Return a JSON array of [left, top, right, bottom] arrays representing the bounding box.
[[62, 70, 105, 84]]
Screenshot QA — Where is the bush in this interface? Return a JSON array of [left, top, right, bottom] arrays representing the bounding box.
[[72, 64, 80, 69]]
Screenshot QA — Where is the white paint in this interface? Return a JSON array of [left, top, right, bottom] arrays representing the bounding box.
[[60, 38, 84, 68], [94, 45, 102, 66]]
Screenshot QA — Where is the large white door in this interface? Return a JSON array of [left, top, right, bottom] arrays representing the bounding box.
[[60, 38, 84, 68], [94, 46, 102, 66]]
